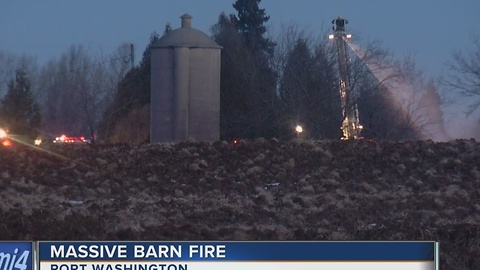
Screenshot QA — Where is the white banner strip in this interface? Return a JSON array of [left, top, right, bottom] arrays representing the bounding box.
[[41, 261, 434, 270]]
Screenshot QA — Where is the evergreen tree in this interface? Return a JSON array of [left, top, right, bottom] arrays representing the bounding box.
[[226, 0, 279, 138], [0, 68, 42, 139], [279, 39, 313, 132], [212, 11, 279, 140], [232, 0, 275, 56], [279, 39, 341, 139], [212, 13, 253, 139]]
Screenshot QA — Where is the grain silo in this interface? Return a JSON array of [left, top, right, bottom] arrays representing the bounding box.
[[150, 14, 222, 143]]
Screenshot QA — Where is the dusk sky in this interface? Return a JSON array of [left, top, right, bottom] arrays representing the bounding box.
[[1, 0, 480, 137], [1, 0, 478, 76]]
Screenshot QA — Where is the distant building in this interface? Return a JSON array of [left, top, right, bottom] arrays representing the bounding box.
[[150, 14, 222, 143]]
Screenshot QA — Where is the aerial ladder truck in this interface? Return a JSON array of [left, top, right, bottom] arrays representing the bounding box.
[[329, 16, 363, 140]]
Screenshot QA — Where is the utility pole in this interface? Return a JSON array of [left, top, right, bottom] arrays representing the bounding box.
[[130, 43, 135, 69]]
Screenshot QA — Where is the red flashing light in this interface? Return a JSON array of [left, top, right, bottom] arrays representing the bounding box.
[[54, 134, 88, 144], [2, 139, 12, 147]]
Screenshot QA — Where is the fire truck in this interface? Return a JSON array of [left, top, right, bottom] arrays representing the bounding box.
[[53, 134, 89, 144]]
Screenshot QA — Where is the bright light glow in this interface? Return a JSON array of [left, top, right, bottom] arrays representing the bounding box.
[[295, 125, 303, 133], [34, 139, 42, 146], [328, 34, 335, 40], [0, 129, 6, 138], [346, 34, 352, 39], [2, 139, 12, 147]]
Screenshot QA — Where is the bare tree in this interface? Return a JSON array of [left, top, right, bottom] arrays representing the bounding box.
[[37, 44, 130, 139], [271, 23, 341, 139], [80, 44, 131, 141], [99, 33, 159, 143], [101, 43, 132, 107], [271, 23, 441, 141], [354, 47, 450, 141], [444, 36, 480, 115]]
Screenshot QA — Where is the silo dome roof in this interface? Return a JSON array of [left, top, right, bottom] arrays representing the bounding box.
[[153, 14, 221, 48]]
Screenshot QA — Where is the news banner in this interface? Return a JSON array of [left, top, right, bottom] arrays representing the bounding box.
[[1, 241, 439, 270]]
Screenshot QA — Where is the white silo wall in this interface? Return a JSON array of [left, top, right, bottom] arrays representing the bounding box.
[[173, 47, 190, 141], [151, 47, 175, 143], [150, 14, 222, 143], [188, 48, 221, 141]]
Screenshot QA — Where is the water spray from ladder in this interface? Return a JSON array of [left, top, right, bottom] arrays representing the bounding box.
[[346, 37, 449, 141]]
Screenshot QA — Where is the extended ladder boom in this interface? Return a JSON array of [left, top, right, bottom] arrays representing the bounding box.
[[329, 16, 363, 140]]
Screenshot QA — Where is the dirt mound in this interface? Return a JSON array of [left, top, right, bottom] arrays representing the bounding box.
[[1, 139, 479, 268]]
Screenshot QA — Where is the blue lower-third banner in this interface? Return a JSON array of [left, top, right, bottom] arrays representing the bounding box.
[[38, 241, 438, 270]]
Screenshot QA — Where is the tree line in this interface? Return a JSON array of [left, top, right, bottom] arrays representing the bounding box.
[[1, 0, 476, 143]]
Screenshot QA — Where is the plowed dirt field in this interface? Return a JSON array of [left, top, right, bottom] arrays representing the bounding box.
[[1, 139, 479, 268]]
